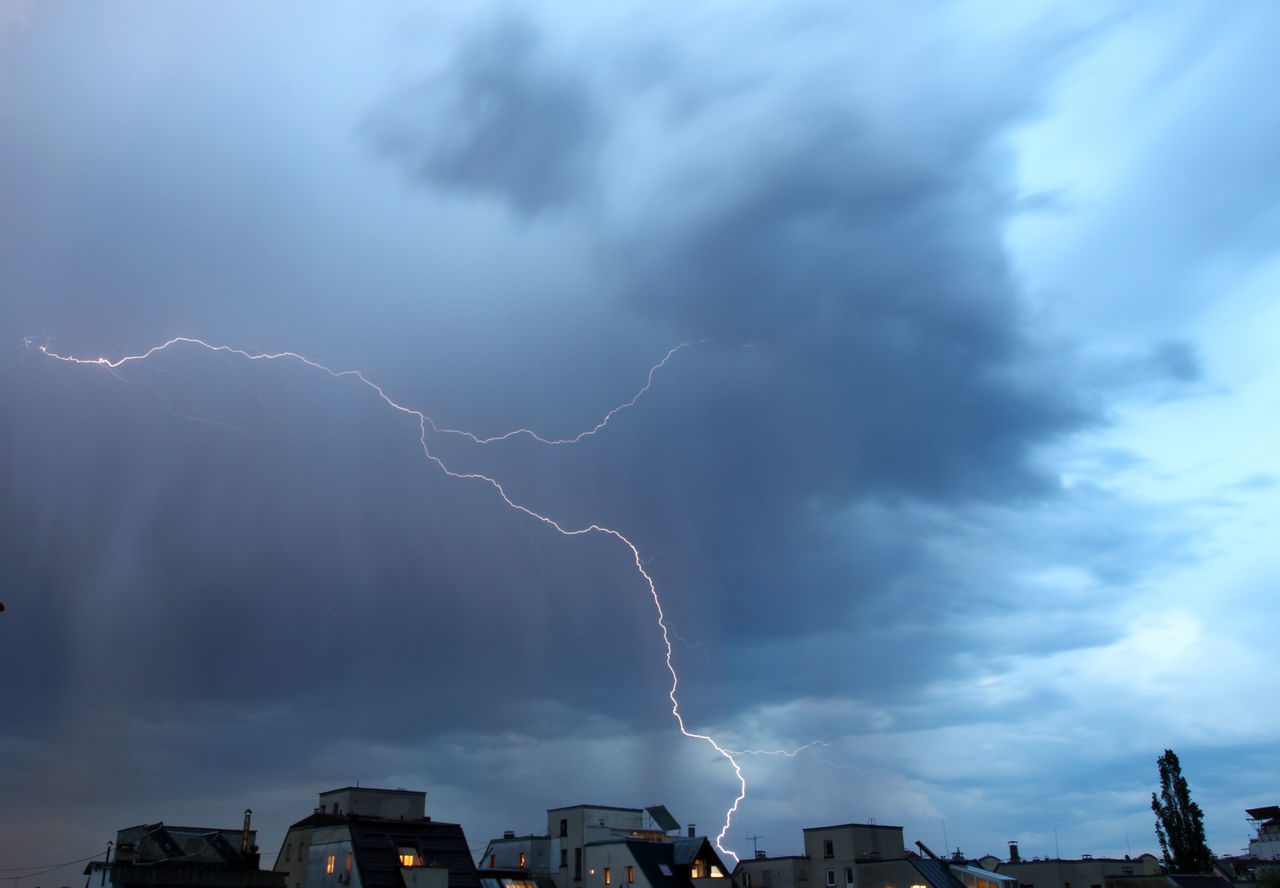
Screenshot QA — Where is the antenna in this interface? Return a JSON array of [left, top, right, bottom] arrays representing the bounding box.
[[746, 835, 763, 857]]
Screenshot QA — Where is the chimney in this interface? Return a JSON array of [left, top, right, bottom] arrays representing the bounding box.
[[689, 825, 696, 838], [505, 831, 516, 839], [242, 809, 252, 853], [756, 852, 767, 860], [1009, 842, 1020, 864]]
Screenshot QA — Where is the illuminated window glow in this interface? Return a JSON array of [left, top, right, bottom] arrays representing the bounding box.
[[326, 855, 335, 875], [605, 868, 612, 885], [400, 848, 420, 867], [627, 867, 634, 884], [520, 853, 526, 868]]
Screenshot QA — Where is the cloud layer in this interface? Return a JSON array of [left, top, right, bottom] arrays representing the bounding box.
[[3, 1, 1279, 881]]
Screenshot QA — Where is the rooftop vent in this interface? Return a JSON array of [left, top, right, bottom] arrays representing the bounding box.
[[505, 832, 515, 839]]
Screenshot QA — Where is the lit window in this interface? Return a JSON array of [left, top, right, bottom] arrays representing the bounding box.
[[520, 853, 527, 868], [400, 848, 419, 867], [627, 867, 634, 884], [491, 855, 497, 868], [605, 868, 612, 885], [346, 853, 352, 873], [711, 867, 724, 878], [693, 861, 708, 879], [326, 855, 336, 875]]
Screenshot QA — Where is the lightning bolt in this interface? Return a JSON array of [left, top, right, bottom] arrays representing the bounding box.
[[37, 336, 746, 863], [725, 740, 833, 758]]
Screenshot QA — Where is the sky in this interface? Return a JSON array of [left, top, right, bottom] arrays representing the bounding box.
[[3, 0, 1279, 882]]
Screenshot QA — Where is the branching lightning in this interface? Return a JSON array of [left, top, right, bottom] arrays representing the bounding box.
[[724, 740, 833, 758], [430, 341, 702, 445], [38, 336, 746, 862]]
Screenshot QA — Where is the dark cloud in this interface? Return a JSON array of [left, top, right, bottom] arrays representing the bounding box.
[[369, 17, 604, 216], [2, 0, 1271, 878]]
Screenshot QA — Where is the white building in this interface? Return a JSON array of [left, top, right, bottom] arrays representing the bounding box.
[[274, 787, 479, 888]]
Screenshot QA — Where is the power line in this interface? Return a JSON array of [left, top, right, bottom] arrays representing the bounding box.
[[0, 853, 102, 873]]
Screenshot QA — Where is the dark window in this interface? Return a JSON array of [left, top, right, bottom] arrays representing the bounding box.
[[575, 848, 583, 881], [824, 841, 834, 859], [561, 820, 569, 837], [844, 868, 853, 885], [561, 850, 568, 868], [826, 871, 836, 887]]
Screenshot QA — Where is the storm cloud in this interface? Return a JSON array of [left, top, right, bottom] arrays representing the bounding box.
[[3, 1, 1279, 882]]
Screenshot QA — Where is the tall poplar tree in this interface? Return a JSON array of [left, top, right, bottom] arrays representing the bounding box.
[[1152, 749, 1214, 872]]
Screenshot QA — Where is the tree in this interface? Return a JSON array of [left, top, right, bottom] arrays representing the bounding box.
[[1151, 749, 1214, 873]]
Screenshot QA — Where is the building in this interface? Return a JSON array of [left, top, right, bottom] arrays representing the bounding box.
[[478, 805, 727, 888], [978, 847, 1162, 888], [803, 822, 908, 888], [1104, 875, 1236, 888], [274, 787, 480, 888], [731, 823, 1017, 888], [733, 855, 809, 888], [1211, 805, 1280, 886], [85, 815, 285, 888], [1246, 807, 1280, 862]]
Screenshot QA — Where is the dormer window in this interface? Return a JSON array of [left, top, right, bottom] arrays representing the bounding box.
[[400, 848, 419, 867]]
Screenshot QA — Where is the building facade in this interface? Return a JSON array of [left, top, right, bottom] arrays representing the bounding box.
[[274, 787, 480, 888]]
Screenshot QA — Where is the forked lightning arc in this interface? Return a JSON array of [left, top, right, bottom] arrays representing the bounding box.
[[38, 336, 748, 861]]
